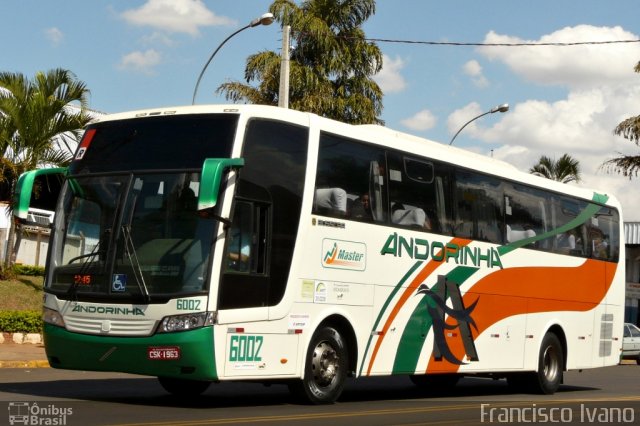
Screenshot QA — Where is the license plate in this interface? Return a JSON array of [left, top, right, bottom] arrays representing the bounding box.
[[148, 346, 181, 360]]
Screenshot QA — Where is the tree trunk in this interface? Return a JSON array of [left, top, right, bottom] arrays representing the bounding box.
[[3, 178, 18, 268], [3, 218, 16, 268]]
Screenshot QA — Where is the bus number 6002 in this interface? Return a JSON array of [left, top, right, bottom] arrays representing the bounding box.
[[229, 335, 263, 362]]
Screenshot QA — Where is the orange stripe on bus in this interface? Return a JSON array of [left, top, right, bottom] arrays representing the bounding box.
[[425, 258, 617, 373], [366, 237, 471, 375]]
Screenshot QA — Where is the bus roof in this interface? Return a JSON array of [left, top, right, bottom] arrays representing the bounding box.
[[89, 104, 620, 210]]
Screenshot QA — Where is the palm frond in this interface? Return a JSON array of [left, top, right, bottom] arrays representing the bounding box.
[[219, 0, 383, 125]]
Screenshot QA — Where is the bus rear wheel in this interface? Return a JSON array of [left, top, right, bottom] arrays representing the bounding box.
[[508, 332, 563, 394], [289, 326, 348, 404], [535, 332, 563, 394], [157, 377, 211, 396]]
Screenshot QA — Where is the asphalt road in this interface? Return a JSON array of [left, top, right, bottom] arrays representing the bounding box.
[[1, 364, 640, 426]]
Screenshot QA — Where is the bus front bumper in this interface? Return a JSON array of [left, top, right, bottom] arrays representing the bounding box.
[[44, 324, 217, 381]]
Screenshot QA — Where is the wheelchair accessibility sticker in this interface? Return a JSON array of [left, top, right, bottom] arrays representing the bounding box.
[[112, 274, 127, 292]]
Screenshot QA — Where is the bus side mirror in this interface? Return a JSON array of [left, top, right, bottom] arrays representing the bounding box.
[[198, 158, 245, 211], [13, 167, 67, 222]]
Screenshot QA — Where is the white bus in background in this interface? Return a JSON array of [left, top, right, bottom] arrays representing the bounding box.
[[15, 104, 624, 403]]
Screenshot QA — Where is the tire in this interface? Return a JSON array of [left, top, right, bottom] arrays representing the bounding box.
[[509, 332, 564, 394], [157, 377, 211, 396], [535, 333, 564, 394], [289, 326, 348, 404], [636, 355, 640, 366]]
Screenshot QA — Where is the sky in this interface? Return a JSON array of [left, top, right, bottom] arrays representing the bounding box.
[[2, 0, 640, 219]]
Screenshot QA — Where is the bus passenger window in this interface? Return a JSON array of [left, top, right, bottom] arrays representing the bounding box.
[[350, 193, 373, 221], [226, 202, 253, 272], [588, 206, 619, 261], [453, 171, 502, 243], [391, 203, 432, 230], [387, 153, 451, 234], [504, 185, 551, 248], [314, 132, 387, 223], [314, 188, 347, 216], [550, 197, 588, 256]]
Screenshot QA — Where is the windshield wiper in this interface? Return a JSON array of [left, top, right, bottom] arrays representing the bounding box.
[[122, 225, 151, 303], [66, 236, 105, 298], [67, 243, 104, 264]]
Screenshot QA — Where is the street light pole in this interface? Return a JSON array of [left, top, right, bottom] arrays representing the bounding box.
[[278, 25, 291, 109], [191, 12, 274, 105], [449, 103, 509, 146]]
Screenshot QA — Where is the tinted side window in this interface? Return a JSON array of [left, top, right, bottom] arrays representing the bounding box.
[[505, 184, 552, 249], [219, 119, 308, 309], [550, 196, 589, 257], [588, 206, 619, 261], [314, 132, 387, 223], [225, 201, 254, 273], [454, 170, 503, 243], [388, 152, 452, 234]]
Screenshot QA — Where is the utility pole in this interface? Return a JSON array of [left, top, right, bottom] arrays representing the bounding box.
[[278, 25, 290, 108]]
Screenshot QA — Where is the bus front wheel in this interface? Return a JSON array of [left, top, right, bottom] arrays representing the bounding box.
[[157, 377, 211, 396], [290, 326, 348, 404]]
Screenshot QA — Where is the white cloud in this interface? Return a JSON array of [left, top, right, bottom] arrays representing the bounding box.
[[140, 32, 175, 47], [117, 49, 162, 75], [463, 60, 482, 76], [375, 54, 407, 93], [462, 60, 488, 88], [447, 102, 483, 137], [44, 27, 63, 46], [121, 0, 235, 36], [478, 25, 640, 89], [401, 109, 437, 131], [458, 86, 640, 205], [454, 25, 640, 219]]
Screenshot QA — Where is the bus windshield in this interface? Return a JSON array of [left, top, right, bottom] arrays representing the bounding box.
[[46, 113, 239, 302]]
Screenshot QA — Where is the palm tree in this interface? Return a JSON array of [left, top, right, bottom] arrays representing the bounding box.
[[0, 68, 92, 267], [530, 154, 582, 184], [217, 0, 384, 125], [601, 61, 640, 178]]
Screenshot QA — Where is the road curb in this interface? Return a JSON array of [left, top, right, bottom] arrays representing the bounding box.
[[0, 360, 49, 368], [0, 332, 43, 345]]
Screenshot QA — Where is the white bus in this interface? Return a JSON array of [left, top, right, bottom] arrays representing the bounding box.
[[15, 104, 624, 403]]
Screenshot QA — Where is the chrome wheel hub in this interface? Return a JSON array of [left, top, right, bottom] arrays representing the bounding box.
[[543, 345, 559, 382], [311, 341, 339, 387]]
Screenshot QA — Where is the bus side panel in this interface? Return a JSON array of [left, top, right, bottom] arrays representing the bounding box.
[[223, 332, 300, 377]]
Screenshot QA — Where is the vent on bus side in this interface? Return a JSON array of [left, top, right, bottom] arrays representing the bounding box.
[[599, 313, 614, 357]]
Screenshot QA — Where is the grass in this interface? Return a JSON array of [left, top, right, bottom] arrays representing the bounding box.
[[0, 275, 44, 311]]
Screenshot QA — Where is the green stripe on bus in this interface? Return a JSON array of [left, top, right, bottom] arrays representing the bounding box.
[[498, 199, 606, 256], [391, 266, 477, 374], [390, 194, 609, 374], [358, 261, 422, 376], [592, 192, 609, 205]]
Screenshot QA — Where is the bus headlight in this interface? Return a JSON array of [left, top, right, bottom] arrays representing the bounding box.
[[158, 312, 214, 333], [43, 308, 66, 328]]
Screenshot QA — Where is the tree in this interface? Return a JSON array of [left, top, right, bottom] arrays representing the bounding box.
[[601, 61, 640, 178], [217, 0, 384, 125], [0, 68, 92, 267], [529, 154, 582, 184]]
